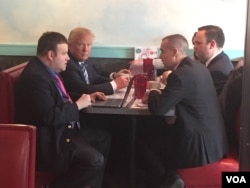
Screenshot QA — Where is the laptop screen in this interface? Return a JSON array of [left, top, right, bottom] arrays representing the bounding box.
[[91, 76, 135, 108]]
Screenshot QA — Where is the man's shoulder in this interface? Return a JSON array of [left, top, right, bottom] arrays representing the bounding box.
[[22, 58, 44, 75], [84, 58, 95, 67], [216, 51, 232, 63], [179, 57, 207, 72], [18, 61, 51, 87], [210, 51, 234, 71]]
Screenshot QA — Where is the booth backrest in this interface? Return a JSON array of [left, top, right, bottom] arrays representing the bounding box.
[[0, 62, 28, 123], [0, 62, 58, 188], [0, 124, 36, 188]]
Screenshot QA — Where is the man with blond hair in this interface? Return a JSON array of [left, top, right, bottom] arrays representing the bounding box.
[[61, 27, 131, 96]]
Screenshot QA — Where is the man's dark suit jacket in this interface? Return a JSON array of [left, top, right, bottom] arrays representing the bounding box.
[[61, 53, 114, 95], [207, 51, 234, 95], [148, 57, 228, 168], [15, 57, 80, 171], [219, 66, 243, 155]]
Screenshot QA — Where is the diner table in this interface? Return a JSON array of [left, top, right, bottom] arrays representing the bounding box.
[[82, 87, 175, 188]]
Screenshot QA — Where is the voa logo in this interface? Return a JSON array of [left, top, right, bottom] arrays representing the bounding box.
[[226, 176, 247, 184]]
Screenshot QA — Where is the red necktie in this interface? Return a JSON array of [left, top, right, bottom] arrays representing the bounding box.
[[55, 75, 72, 103]]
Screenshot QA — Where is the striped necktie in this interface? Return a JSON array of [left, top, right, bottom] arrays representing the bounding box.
[[79, 62, 90, 84]]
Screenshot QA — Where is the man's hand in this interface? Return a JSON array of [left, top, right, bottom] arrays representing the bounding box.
[[129, 59, 143, 67], [89, 92, 106, 102], [113, 69, 132, 79], [160, 70, 172, 85], [114, 74, 130, 90], [75, 94, 91, 110]]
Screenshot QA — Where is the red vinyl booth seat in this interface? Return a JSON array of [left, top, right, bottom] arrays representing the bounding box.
[[0, 62, 57, 188], [0, 124, 36, 188], [177, 110, 241, 188], [177, 158, 238, 188], [0, 62, 28, 123]]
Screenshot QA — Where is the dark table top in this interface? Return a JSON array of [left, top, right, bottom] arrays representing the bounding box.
[[83, 97, 175, 117]]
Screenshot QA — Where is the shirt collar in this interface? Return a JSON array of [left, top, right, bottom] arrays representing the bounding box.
[[44, 63, 58, 78], [37, 57, 58, 78], [205, 49, 222, 67]]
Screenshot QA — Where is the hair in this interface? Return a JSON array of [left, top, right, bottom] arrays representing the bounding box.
[[192, 32, 197, 44], [68, 27, 95, 44], [192, 32, 199, 60], [198, 25, 225, 48], [37, 31, 68, 56], [162, 34, 189, 55]]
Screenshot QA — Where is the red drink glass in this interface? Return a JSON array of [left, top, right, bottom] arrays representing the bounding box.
[[143, 58, 154, 80], [134, 74, 147, 99]]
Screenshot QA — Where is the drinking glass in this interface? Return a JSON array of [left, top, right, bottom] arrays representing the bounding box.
[[143, 58, 154, 80], [134, 74, 147, 99]]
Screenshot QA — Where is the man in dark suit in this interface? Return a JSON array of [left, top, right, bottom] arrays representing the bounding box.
[[140, 34, 228, 188], [193, 25, 234, 96], [15, 31, 110, 188], [61, 27, 131, 95]]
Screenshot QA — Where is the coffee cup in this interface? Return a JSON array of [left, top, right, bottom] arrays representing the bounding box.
[[147, 80, 161, 90]]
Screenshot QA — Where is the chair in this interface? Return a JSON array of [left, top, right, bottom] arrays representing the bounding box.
[[0, 124, 36, 188], [0, 62, 57, 188]]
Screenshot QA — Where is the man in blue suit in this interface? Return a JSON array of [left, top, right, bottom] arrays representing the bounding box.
[[61, 27, 131, 96], [193, 25, 234, 95], [15, 31, 110, 188]]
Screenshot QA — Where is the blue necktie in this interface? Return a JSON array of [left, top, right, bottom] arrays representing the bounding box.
[[79, 62, 90, 84]]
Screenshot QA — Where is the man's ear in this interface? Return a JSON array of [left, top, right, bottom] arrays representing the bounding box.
[[48, 50, 55, 61], [173, 48, 178, 56], [209, 40, 216, 49]]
